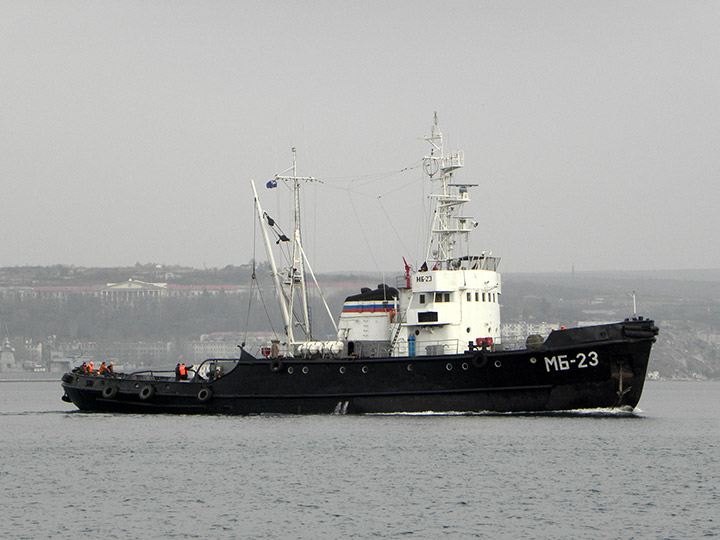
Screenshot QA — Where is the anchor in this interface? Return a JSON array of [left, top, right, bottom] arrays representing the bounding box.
[[615, 360, 632, 406]]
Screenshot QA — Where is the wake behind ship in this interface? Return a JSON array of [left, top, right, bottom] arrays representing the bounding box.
[[61, 114, 658, 414]]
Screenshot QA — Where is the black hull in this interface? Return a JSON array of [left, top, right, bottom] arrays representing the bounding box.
[[61, 320, 658, 415]]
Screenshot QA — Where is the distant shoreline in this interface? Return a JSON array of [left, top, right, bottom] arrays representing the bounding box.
[[0, 373, 60, 382]]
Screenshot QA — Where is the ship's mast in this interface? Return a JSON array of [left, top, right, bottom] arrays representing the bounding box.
[[423, 112, 472, 270], [253, 149, 340, 350], [251, 180, 294, 342], [273, 148, 315, 339]]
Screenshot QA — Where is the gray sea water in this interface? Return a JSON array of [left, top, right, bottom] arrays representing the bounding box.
[[0, 379, 718, 539]]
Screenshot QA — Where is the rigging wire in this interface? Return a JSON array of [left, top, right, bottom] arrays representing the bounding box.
[[347, 190, 381, 274], [322, 161, 423, 195], [376, 174, 424, 199], [243, 210, 280, 346], [326, 161, 426, 273], [309, 181, 318, 335], [257, 282, 279, 341], [376, 197, 413, 261], [242, 213, 257, 346], [321, 161, 421, 184], [416, 166, 432, 267]]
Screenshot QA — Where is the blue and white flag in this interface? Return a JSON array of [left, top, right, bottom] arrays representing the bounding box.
[[266, 179, 277, 189]]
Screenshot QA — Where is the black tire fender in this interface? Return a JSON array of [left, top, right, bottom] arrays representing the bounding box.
[[102, 385, 119, 399], [270, 359, 284, 373], [139, 384, 155, 400], [472, 350, 488, 368], [623, 326, 659, 339], [197, 387, 212, 402]]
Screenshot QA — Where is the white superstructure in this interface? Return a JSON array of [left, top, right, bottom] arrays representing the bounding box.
[[338, 114, 502, 357]]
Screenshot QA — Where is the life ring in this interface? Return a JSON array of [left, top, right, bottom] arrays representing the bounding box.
[[102, 385, 119, 399], [270, 359, 284, 373], [472, 350, 488, 368], [197, 387, 212, 402], [139, 384, 155, 400]]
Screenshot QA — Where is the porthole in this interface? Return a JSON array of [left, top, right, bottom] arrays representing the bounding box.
[[287, 367, 294, 374], [446, 363, 453, 371], [461, 362, 469, 370], [407, 364, 413, 372], [302, 366, 309, 374], [530, 357, 537, 364], [362, 366, 368, 374], [339, 366, 346, 374], [466, 327, 471, 333], [494, 360, 502, 368]]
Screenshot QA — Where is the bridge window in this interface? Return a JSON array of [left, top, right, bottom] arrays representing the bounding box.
[[418, 311, 439, 323], [419, 294, 425, 304]]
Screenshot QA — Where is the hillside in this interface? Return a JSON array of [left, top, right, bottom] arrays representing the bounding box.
[[1, 265, 718, 378]]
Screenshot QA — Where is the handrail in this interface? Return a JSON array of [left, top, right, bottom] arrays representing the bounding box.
[[392, 338, 462, 356]]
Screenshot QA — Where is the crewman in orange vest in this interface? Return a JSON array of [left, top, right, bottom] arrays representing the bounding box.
[[98, 362, 107, 374], [178, 363, 188, 380], [87, 361, 94, 374]]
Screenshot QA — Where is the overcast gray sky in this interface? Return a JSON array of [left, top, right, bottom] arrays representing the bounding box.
[[2, 1, 719, 274]]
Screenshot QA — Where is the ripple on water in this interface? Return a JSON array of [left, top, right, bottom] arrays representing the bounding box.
[[0, 381, 718, 539]]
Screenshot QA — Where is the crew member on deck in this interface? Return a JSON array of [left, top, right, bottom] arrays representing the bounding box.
[[87, 361, 94, 374], [98, 362, 107, 374], [178, 363, 188, 381], [107, 361, 114, 374]]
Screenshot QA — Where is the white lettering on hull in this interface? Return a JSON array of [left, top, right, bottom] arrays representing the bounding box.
[[540, 351, 600, 372]]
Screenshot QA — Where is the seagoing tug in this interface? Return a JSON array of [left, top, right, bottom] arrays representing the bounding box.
[[61, 114, 658, 414]]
